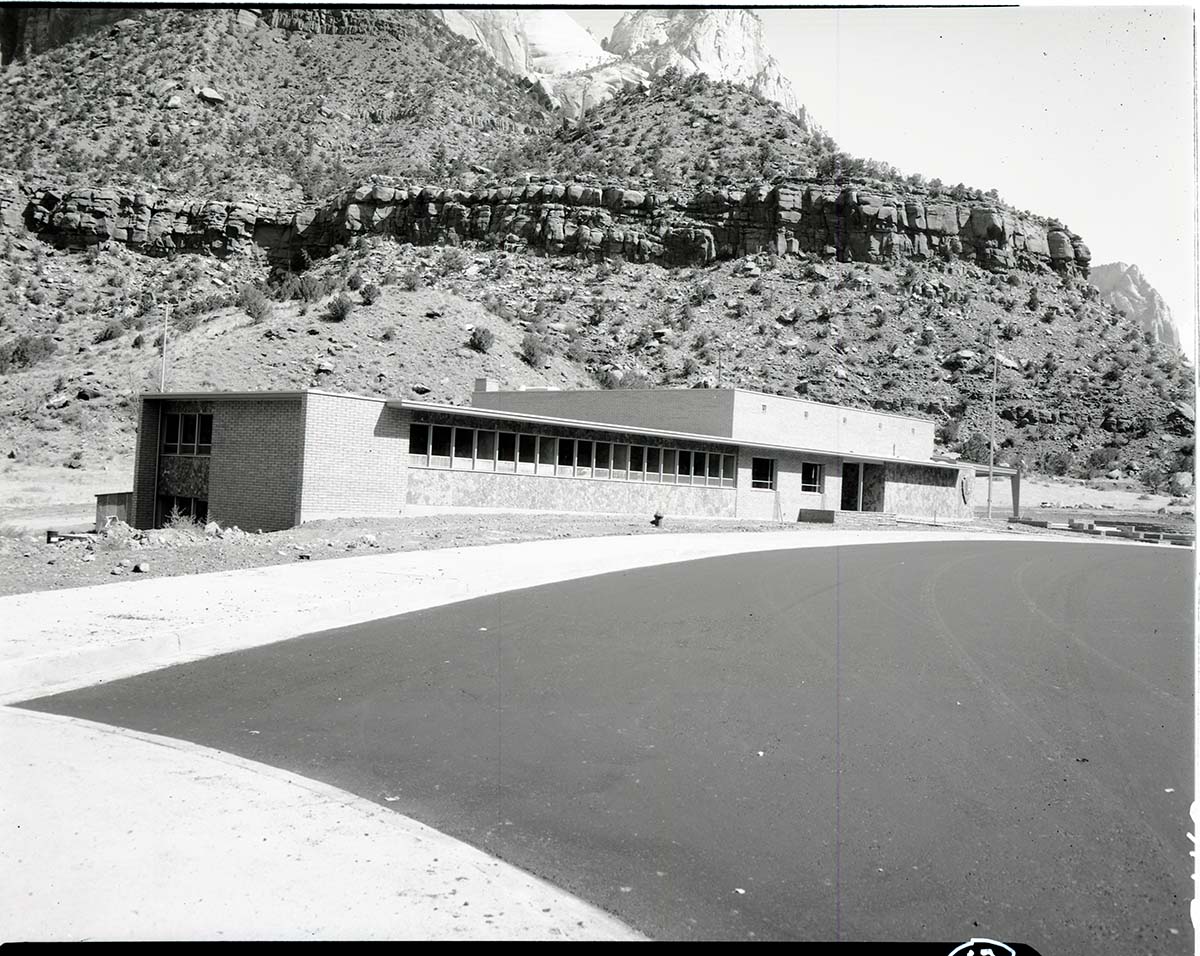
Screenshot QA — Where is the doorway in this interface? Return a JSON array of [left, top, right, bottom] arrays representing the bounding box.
[[840, 462, 886, 513]]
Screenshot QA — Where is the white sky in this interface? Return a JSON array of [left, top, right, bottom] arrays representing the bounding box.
[[567, 4, 1197, 358]]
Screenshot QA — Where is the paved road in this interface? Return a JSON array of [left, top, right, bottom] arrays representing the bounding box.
[[22, 542, 1192, 948]]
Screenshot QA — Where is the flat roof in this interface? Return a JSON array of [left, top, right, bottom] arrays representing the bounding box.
[[140, 389, 386, 403], [396, 399, 966, 471]]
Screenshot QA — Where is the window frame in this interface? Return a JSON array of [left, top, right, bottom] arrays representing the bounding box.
[[751, 457, 776, 491], [801, 461, 825, 494]]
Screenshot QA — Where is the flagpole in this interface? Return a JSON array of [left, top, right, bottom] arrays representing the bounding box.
[[160, 300, 169, 392]]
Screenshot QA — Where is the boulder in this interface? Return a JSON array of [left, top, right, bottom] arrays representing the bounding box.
[[196, 87, 226, 105]]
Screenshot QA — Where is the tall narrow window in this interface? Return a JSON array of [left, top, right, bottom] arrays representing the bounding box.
[[576, 440, 594, 469], [475, 430, 496, 470], [430, 426, 452, 463], [197, 414, 213, 456], [629, 445, 645, 479], [751, 457, 776, 490], [518, 434, 537, 464], [645, 446, 661, 483], [453, 427, 474, 463], [162, 412, 180, 454], [662, 448, 676, 483], [409, 423, 430, 466], [613, 444, 629, 477], [722, 453, 737, 488], [595, 442, 611, 474], [497, 431, 517, 463], [557, 438, 575, 466], [180, 414, 198, 455], [538, 435, 557, 469], [677, 450, 692, 483]]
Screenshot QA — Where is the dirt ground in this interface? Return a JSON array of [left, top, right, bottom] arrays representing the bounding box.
[[1, 509, 1087, 598]]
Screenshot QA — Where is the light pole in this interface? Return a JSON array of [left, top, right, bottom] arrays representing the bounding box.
[[987, 325, 998, 521], [159, 297, 169, 392]]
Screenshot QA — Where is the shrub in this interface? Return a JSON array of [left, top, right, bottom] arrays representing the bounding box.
[[131, 333, 145, 349], [0, 334, 57, 373], [520, 332, 549, 366], [398, 268, 421, 291], [360, 283, 381, 306], [469, 327, 495, 353], [380, 327, 396, 342], [347, 270, 364, 291], [238, 283, 274, 322], [325, 294, 354, 322], [94, 320, 124, 343], [435, 247, 471, 276], [164, 505, 202, 531]]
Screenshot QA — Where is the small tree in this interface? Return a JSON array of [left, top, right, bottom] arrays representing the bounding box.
[[360, 283, 381, 306], [325, 294, 354, 322], [520, 332, 549, 366], [469, 327, 495, 353]]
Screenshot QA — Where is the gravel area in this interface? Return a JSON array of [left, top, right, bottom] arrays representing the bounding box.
[[0, 510, 1078, 598]]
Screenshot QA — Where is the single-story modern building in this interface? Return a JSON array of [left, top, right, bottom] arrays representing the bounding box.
[[129, 381, 1020, 531]]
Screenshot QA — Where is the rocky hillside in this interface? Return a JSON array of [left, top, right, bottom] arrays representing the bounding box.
[[0, 6, 1191, 495], [0, 7, 548, 203], [1089, 262, 1182, 351]]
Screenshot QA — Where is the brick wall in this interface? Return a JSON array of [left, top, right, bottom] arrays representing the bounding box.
[[207, 398, 306, 531], [735, 448, 841, 520], [299, 394, 407, 522], [130, 398, 161, 529]]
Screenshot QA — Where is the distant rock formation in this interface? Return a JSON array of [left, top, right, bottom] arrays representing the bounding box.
[[0, 5, 140, 64], [437, 7, 808, 125], [10, 177, 1091, 278], [1089, 262, 1181, 349], [606, 9, 806, 126]]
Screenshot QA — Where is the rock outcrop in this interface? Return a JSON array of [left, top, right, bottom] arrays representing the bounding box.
[[1089, 261, 1181, 350], [0, 5, 140, 64], [12, 177, 1091, 277]]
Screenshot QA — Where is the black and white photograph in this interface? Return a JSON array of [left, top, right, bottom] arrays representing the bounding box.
[[0, 1, 1194, 948]]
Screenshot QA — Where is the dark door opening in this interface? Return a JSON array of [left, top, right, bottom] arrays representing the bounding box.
[[840, 462, 861, 511]]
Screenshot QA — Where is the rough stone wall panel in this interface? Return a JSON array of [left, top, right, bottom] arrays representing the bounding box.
[[883, 462, 975, 521]]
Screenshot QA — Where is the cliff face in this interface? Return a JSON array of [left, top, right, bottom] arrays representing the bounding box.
[[1089, 262, 1181, 350], [12, 177, 1091, 277], [0, 6, 142, 64]]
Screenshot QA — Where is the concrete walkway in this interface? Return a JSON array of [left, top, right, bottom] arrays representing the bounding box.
[[0, 528, 1148, 941]]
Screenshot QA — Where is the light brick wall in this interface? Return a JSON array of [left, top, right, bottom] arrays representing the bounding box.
[[299, 394, 407, 522], [207, 398, 306, 531], [735, 448, 841, 520], [130, 398, 161, 529]]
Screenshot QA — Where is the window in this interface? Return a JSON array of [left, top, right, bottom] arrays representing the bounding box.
[[629, 445, 644, 478], [453, 427, 474, 461], [557, 438, 575, 467], [751, 457, 776, 490], [409, 423, 430, 465], [430, 426, 452, 460], [595, 442, 610, 470], [497, 431, 517, 463], [179, 414, 198, 455], [197, 414, 213, 455], [476, 430, 496, 469], [576, 440, 593, 469], [613, 444, 629, 476], [157, 495, 208, 528], [801, 462, 824, 494], [662, 449, 676, 482], [722, 454, 737, 488], [707, 452, 721, 486], [645, 446, 660, 483], [677, 450, 692, 482], [162, 413, 180, 454], [538, 435, 556, 466], [162, 412, 213, 456], [518, 434, 537, 464]]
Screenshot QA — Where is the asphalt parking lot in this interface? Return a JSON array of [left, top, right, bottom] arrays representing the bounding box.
[[21, 541, 1193, 948]]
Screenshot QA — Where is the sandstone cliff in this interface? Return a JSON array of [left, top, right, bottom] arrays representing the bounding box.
[[0, 5, 140, 64], [11, 177, 1091, 277], [1089, 262, 1182, 350]]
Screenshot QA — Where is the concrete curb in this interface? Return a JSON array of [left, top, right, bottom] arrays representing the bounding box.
[[0, 529, 1124, 705]]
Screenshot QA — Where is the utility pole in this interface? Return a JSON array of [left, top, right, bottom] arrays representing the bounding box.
[[159, 298, 169, 392], [717, 348, 723, 388], [987, 326, 998, 521]]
